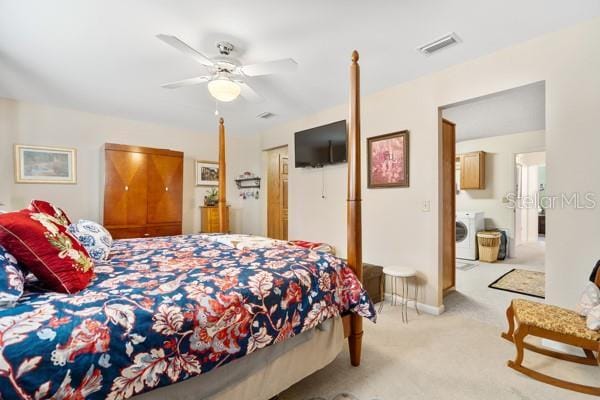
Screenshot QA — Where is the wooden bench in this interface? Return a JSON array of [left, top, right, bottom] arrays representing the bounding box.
[[502, 298, 600, 395]]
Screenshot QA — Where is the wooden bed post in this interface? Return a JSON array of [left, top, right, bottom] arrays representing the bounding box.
[[347, 50, 363, 367], [218, 117, 228, 233]]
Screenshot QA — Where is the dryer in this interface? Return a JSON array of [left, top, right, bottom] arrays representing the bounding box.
[[456, 211, 484, 260]]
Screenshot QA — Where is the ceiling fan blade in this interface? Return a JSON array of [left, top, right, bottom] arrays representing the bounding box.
[[156, 34, 214, 66], [241, 58, 297, 77], [161, 76, 210, 89], [238, 82, 264, 102]]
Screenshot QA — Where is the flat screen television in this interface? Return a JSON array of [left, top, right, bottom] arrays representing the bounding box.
[[294, 120, 347, 168]]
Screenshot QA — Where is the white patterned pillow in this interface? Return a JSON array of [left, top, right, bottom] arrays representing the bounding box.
[[576, 282, 600, 316], [67, 219, 112, 261], [587, 304, 600, 330], [0, 245, 26, 308]]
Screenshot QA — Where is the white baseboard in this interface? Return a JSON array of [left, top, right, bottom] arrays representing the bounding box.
[[382, 293, 445, 315]]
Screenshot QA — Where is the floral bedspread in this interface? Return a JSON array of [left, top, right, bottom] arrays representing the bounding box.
[[0, 234, 375, 399]]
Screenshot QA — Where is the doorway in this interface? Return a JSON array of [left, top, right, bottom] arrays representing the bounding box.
[[514, 151, 546, 265], [266, 146, 288, 240], [439, 82, 546, 325]]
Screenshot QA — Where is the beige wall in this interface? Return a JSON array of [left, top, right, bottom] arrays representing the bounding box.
[[260, 18, 600, 310], [0, 98, 262, 235], [455, 130, 545, 253]]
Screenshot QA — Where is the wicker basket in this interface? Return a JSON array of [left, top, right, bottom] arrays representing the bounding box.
[[477, 231, 501, 262]]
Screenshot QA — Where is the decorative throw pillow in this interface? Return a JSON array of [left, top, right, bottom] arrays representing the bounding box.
[[587, 304, 600, 330], [68, 219, 112, 261], [27, 199, 72, 226], [576, 282, 600, 316], [0, 245, 26, 308], [0, 210, 94, 293]]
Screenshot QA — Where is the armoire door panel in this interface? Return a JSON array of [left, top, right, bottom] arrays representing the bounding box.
[[104, 150, 148, 226], [147, 154, 183, 224]]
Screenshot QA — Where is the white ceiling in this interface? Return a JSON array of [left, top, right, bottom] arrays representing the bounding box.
[[443, 81, 546, 142], [1, 1, 598, 136]]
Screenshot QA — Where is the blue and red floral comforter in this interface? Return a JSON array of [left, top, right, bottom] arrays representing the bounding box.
[[0, 234, 375, 399]]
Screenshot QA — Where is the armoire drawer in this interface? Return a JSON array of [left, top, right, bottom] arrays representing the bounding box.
[[146, 224, 182, 237], [107, 226, 148, 239]]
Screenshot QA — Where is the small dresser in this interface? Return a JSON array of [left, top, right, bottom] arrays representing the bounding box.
[[200, 206, 230, 233]]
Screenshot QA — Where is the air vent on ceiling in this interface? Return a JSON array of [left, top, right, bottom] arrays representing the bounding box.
[[418, 32, 461, 56], [256, 112, 275, 119]]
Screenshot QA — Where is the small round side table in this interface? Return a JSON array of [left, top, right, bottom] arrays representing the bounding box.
[[380, 266, 419, 323]]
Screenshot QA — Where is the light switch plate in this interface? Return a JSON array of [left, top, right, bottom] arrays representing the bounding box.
[[422, 200, 431, 212]]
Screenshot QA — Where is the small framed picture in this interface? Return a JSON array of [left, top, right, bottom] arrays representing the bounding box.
[[367, 130, 409, 188], [195, 160, 219, 186], [14, 145, 77, 184]]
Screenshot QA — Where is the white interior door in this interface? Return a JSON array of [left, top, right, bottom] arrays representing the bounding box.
[[525, 165, 539, 242], [515, 163, 525, 246], [515, 156, 542, 246]]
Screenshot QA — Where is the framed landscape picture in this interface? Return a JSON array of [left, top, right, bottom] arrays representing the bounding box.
[[367, 130, 409, 188], [195, 160, 219, 186], [14, 145, 77, 184]]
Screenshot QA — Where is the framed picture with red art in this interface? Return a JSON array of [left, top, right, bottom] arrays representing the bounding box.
[[367, 130, 409, 188]]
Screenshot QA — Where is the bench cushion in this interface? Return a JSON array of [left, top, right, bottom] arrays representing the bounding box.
[[512, 299, 600, 341]]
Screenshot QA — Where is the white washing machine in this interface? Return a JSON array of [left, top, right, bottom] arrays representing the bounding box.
[[456, 211, 485, 260]]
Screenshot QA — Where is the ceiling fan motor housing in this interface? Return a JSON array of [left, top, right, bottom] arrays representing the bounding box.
[[216, 41, 234, 55]]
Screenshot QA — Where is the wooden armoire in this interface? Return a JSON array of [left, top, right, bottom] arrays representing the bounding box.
[[103, 143, 183, 239]]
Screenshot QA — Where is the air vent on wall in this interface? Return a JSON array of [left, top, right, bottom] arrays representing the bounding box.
[[418, 32, 461, 56], [256, 112, 275, 119]]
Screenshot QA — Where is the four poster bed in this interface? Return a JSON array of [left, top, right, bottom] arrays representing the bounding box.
[[0, 52, 371, 400]]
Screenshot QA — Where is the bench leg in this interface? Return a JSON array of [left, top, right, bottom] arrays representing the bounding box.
[[509, 325, 527, 367], [501, 302, 515, 342]]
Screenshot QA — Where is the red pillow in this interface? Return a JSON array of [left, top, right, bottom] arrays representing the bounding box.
[[0, 210, 94, 293], [27, 200, 72, 226]]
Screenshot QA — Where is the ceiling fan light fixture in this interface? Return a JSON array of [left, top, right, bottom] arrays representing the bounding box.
[[208, 78, 241, 102]]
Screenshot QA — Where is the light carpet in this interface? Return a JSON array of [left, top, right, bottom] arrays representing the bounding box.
[[279, 305, 598, 400]]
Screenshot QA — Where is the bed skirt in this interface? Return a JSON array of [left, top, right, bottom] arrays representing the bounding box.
[[136, 316, 345, 400]]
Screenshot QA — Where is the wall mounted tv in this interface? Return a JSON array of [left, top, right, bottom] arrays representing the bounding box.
[[294, 120, 347, 168]]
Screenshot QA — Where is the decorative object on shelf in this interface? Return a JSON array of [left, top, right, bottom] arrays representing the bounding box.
[[367, 131, 409, 188], [235, 171, 261, 200], [195, 160, 219, 186], [14, 144, 76, 184], [203, 187, 219, 206]]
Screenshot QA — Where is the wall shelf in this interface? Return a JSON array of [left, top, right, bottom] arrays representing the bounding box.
[[235, 177, 261, 189]]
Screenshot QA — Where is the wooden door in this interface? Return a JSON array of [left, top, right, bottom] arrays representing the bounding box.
[[442, 119, 456, 294], [267, 147, 288, 239], [147, 154, 183, 224], [104, 149, 148, 227], [280, 156, 289, 240]]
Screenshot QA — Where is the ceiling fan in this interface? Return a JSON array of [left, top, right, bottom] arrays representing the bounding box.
[[157, 34, 298, 103]]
